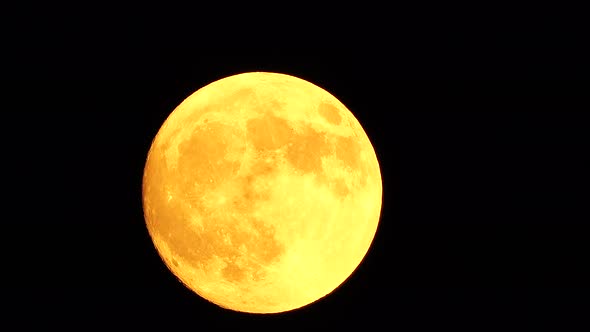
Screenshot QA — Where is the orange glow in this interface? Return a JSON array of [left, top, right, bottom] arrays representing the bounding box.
[[142, 72, 382, 313]]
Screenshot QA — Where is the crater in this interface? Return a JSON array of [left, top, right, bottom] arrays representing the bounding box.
[[171, 257, 179, 267]]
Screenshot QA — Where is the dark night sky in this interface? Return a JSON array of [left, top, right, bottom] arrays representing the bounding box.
[[3, 4, 588, 330]]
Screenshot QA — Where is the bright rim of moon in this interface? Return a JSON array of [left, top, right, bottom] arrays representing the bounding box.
[[142, 72, 382, 314]]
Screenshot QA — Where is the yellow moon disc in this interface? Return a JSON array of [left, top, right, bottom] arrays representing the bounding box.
[[142, 72, 382, 314]]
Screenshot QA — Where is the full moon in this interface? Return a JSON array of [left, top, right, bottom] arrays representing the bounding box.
[[142, 72, 382, 314]]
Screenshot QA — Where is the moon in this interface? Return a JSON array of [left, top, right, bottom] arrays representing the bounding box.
[[142, 72, 382, 314]]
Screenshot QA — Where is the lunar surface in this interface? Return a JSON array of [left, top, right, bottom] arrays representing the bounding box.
[[142, 72, 382, 313]]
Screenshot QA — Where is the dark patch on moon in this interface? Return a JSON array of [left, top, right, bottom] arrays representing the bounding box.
[[334, 136, 361, 170], [177, 122, 242, 188], [222, 260, 248, 282], [329, 177, 350, 197], [226, 88, 256, 109], [247, 114, 294, 151], [219, 217, 285, 283], [285, 126, 329, 174], [318, 102, 342, 125], [236, 156, 277, 207]]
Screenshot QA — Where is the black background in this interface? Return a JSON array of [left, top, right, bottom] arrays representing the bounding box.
[[3, 4, 588, 330]]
